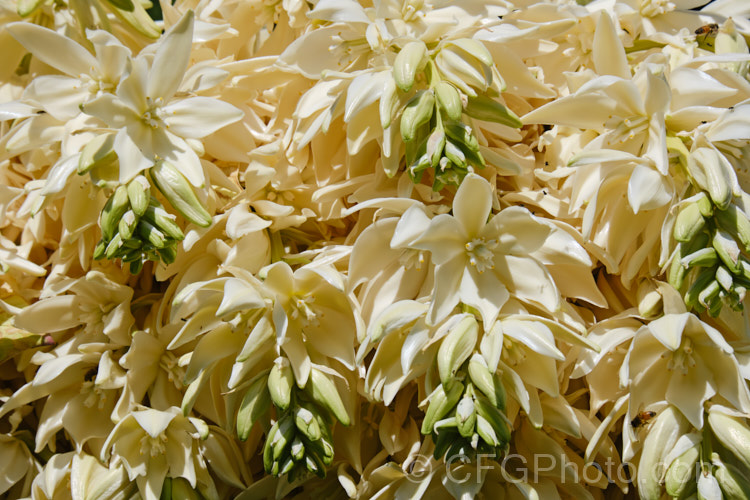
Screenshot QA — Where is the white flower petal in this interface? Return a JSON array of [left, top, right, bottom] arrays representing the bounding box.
[[453, 173, 492, 238], [41, 155, 80, 196], [14, 295, 84, 333], [133, 408, 176, 438], [23, 76, 88, 120], [277, 26, 351, 79], [592, 12, 629, 79], [148, 11, 194, 100], [494, 255, 560, 312], [502, 319, 565, 360], [344, 71, 390, 123], [163, 97, 243, 139], [156, 131, 205, 187], [697, 472, 722, 500], [116, 57, 149, 114], [113, 129, 154, 184], [627, 163, 671, 213], [309, 0, 371, 23], [215, 278, 265, 317], [7, 23, 98, 77], [458, 266, 509, 327], [427, 256, 465, 325], [0, 101, 39, 121], [82, 94, 138, 129], [411, 214, 466, 264], [391, 205, 432, 248], [226, 205, 271, 239], [648, 313, 689, 351], [670, 67, 737, 109], [87, 29, 131, 82]]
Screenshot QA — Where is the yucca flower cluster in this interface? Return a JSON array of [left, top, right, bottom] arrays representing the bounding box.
[[3, 0, 750, 498]]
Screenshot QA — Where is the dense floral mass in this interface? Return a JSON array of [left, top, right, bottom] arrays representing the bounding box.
[[4, 0, 750, 498]]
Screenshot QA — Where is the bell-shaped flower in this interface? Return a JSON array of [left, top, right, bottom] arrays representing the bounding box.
[[11, 270, 135, 346], [0, 345, 125, 452], [621, 312, 750, 429], [6, 24, 131, 120], [80, 11, 243, 187], [348, 200, 432, 323], [362, 301, 440, 404], [260, 261, 360, 386], [101, 406, 210, 500], [406, 173, 593, 326]]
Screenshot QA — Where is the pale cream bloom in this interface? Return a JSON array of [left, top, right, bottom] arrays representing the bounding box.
[[0, 344, 125, 452], [405, 173, 595, 326], [622, 312, 750, 429], [81, 11, 243, 186], [3, 0, 750, 498], [102, 406, 211, 500], [6, 24, 131, 120]]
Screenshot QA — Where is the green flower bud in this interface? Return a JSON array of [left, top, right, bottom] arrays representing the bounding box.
[[290, 437, 305, 462], [400, 90, 435, 143], [680, 248, 718, 269], [708, 410, 750, 472], [150, 161, 212, 227], [435, 81, 463, 121], [127, 175, 150, 216], [713, 229, 742, 274], [422, 381, 464, 434], [445, 122, 480, 152], [137, 220, 167, 249], [118, 210, 138, 240], [100, 185, 130, 241], [716, 204, 750, 253], [104, 232, 124, 260], [437, 315, 478, 387], [467, 354, 505, 410], [473, 394, 510, 445], [79, 133, 117, 174], [142, 205, 185, 241], [713, 453, 750, 500], [393, 41, 428, 92], [294, 406, 321, 442], [456, 395, 477, 438], [237, 372, 271, 441], [271, 415, 295, 461], [684, 266, 719, 310], [304, 368, 350, 426], [464, 95, 522, 128], [267, 358, 294, 411], [673, 202, 706, 243], [665, 441, 699, 498]]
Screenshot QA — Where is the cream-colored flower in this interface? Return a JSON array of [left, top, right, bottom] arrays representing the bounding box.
[[259, 261, 360, 386], [80, 11, 243, 186], [7, 23, 131, 120], [406, 173, 595, 325], [102, 406, 211, 500], [621, 312, 750, 429], [0, 344, 125, 452], [11, 270, 134, 345]]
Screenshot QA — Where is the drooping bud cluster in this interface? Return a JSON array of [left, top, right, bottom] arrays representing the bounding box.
[[260, 365, 348, 479], [422, 316, 511, 460], [388, 38, 522, 189], [667, 164, 750, 315], [645, 407, 750, 499]]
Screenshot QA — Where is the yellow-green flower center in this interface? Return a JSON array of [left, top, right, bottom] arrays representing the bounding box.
[[466, 237, 497, 273]]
